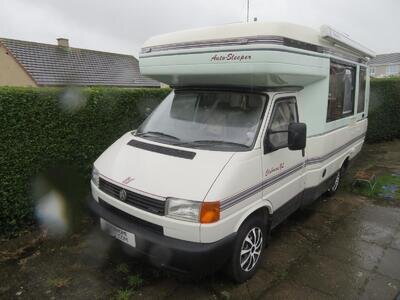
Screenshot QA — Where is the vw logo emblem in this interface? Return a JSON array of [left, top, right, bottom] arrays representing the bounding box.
[[119, 189, 127, 202]]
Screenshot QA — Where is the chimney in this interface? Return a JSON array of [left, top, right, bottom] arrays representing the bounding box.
[[57, 38, 69, 48]]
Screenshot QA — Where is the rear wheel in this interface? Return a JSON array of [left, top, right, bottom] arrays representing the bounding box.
[[227, 216, 266, 283], [327, 169, 341, 196]]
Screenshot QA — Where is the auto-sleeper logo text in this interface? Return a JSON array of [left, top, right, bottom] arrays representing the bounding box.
[[210, 53, 252, 62], [265, 162, 285, 177]]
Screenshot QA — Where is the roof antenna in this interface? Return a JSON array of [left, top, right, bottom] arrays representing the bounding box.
[[246, 0, 250, 23]]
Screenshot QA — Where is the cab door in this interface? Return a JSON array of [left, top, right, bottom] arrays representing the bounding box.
[[261, 94, 306, 227]]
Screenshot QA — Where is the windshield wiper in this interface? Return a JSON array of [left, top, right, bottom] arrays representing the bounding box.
[[178, 140, 249, 149], [136, 131, 180, 141]]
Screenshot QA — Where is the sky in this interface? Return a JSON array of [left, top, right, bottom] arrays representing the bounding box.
[[0, 0, 399, 57]]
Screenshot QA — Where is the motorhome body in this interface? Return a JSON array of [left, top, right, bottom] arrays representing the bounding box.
[[90, 22, 374, 282]]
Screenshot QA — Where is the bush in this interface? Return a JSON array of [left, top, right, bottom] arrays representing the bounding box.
[[0, 87, 170, 236], [367, 77, 400, 143], [1, 79, 398, 235]]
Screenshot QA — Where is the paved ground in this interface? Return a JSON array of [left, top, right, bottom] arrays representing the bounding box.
[[1, 141, 400, 299], [135, 194, 400, 300]]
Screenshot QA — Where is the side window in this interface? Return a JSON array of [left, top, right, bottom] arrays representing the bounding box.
[[327, 61, 356, 122], [387, 65, 400, 76], [357, 67, 366, 113], [267, 97, 298, 150]]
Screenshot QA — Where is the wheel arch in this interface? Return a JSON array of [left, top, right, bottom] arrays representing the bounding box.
[[233, 202, 273, 233], [342, 155, 350, 173]]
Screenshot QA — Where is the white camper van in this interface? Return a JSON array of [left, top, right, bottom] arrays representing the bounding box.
[[90, 22, 374, 282]]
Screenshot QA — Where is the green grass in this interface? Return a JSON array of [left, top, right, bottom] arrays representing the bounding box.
[[127, 274, 143, 290], [115, 263, 130, 274], [115, 289, 133, 300], [351, 174, 400, 200], [47, 277, 71, 288], [276, 269, 289, 281], [113, 274, 143, 300]]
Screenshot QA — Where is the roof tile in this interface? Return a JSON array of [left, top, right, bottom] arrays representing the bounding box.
[[369, 53, 400, 66], [0, 38, 160, 87]]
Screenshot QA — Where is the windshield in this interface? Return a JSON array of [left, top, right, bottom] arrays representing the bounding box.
[[136, 90, 268, 151]]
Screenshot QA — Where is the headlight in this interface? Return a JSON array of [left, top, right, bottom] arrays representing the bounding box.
[[166, 198, 201, 222], [166, 198, 220, 223], [91, 167, 100, 187]]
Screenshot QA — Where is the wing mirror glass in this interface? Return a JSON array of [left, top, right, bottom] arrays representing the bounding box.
[[288, 122, 307, 151]]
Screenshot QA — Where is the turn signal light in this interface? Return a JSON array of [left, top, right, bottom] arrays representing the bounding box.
[[200, 202, 220, 224]]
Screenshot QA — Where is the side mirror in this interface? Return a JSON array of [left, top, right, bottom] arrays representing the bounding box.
[[288, 122, 307, 151]]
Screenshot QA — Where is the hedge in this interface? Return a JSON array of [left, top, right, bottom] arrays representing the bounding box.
[[367, 77, 400, 143], [1, 78, 399, 236], [0, 87, 170, 236]]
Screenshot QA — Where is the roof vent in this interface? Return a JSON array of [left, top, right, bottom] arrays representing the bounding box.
[[57, 38, 69, 48]]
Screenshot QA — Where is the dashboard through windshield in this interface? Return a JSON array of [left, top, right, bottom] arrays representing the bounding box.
[[136, 90, 268, 151]]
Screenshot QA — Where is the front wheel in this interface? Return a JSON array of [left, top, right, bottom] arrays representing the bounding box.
[[227, 216, 266, 283]]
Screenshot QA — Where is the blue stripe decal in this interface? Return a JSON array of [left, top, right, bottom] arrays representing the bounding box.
[[221, 162, 304, 210], [220, 132, 366, 211], [306, 133, 366, 166]]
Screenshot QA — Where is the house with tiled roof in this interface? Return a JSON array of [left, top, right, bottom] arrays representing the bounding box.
[[0, 37, 160, 88], [369, 53, 400, 78]]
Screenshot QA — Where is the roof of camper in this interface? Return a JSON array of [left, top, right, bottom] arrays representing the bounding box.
[[144, 22, 327, 47], [142, 22, 375, 59]]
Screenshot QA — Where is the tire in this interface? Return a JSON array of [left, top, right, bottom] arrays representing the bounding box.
[[327, 168, 341, 196], [226, 216, 266, 283]]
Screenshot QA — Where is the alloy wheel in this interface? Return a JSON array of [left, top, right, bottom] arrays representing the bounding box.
[[331, 171, 340, 192], [239, 227, 263, 272]]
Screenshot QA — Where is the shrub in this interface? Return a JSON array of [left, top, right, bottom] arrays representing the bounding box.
[[1, 78, 399, 235], [0, 87, 170, 236], [367, 77, 400, 143]]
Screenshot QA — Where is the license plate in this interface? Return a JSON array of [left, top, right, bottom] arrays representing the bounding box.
[[100, 218, 136, 247]]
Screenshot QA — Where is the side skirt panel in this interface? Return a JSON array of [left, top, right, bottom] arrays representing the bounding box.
[[302, 172, 337, 207], [270, 171, 338, 229], [271, 192, 303, 229]]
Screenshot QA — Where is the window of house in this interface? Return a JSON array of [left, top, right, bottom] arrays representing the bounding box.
[[267, 97, 298, 150], [370, 67, 375, 77], [327, 61, 356, 122], [357, 67, 367, 113], [387, 65, 399, 76]]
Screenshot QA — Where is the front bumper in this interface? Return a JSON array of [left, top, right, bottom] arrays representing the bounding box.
[[88, 196, 236, 274]]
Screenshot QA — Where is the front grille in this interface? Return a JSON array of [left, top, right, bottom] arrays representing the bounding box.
[[99, 178, 165, 215], [99, 199, 163, 235]]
